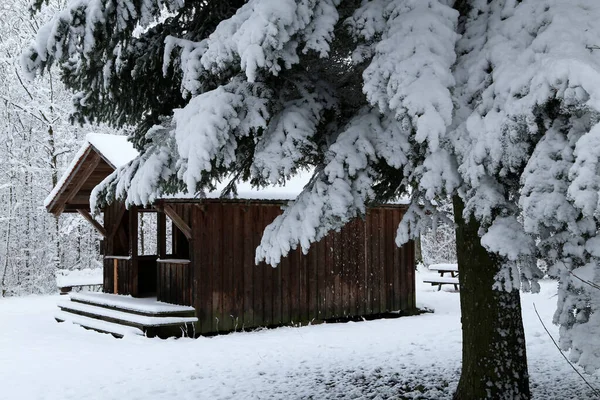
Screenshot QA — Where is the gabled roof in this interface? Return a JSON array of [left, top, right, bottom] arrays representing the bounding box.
[[47, 134, 405, 216], [45, 133, 138, 216]]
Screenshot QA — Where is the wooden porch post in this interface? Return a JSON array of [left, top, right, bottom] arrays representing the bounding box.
[[157, 210, 166, 258], [129, 206, 139, 296]]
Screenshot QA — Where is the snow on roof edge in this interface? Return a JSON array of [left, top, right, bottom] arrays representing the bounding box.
[[86, 133, 138, 169], [44, 133, 138, 210]]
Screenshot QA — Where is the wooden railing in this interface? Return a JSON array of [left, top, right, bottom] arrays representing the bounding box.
[[103, 255, 133, 295], [157, 259, 192, 306]]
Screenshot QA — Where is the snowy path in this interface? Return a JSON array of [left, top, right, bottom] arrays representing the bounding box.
[[1, 271, 598, 399]]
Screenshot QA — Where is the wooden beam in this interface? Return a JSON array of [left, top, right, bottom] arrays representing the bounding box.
[[62, 153, 101, 210], [47, 146, 93, 215], [108, 204, 127, 238], [77, 209, 107, 237], [162, 204, 192, 240]]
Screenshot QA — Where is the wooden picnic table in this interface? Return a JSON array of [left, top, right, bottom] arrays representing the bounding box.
[[428, 264, 459, 277], [424, 264, 459, 291]]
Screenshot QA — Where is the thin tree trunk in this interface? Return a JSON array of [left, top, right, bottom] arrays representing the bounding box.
[[452, 196, 530, 400], [1, 184, 13, 297]]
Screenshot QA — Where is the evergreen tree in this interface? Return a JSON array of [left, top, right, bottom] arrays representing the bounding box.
[[24, 0, 600, 398]]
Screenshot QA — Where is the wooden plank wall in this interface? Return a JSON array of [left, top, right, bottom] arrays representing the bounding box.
[[116, 258, 134, 295], [103, 257, 134, 295], [176, 201, 415, 335], [157, 261, 192, 306], [103, 257, 113, 293]]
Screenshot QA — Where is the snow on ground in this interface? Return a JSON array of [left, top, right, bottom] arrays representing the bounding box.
[[1, 270, 598, 399]]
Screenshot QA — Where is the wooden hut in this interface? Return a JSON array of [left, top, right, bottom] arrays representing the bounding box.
[[47, 134, 416, 338]]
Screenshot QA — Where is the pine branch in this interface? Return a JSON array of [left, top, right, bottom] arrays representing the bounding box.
[[533, 303, 600, 398], [569, 271, 600, 291]]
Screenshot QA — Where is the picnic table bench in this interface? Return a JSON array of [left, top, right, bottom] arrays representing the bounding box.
[[423, 263, 460, 291], [56, 269, 103, 295]]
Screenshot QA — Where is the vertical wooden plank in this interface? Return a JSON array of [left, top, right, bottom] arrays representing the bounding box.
[[158, 263, 163, 302], [334, 229, 343, 318], [190, 207, 199, 328], [182, 263, 188, 305], [168, 263, 172, 303], [262, 206, 273, 327], [358, 217, 367, 317], [316, 237, 326, 321], [221, 203, 234, 331], [347, 220, 357, 317], [199, 206, 213, 334], [129, 207, 138, 296], [253, 205, 265, 328], [370, 209, 380, 314], [172, 264, 178, 304], [212, 203, 223, 332], [232, 204, 244, 330], [274, 206, 284, 325], [163, 262, 168, 302], [365, 212, 372, 315], [288, 233, 299, 325], [242, 204, 254, 329], [175, 264, 180, 304], [378, 209, 387, 313], [113, 259, 118, 294], [280, 233, 290, 326], [120, 260, 125, 294], [298, 247, 308, 324], [400, 240, 407, 311], [184, 263, 189, 305], [407, 239, 416, 310], [176, 264, 181, 305], [156, 262, 161, 301], [272, 211, 283, 326], [383, 209, 392, 312], [392, 209, 402, 311], [324, 232, 334, 319], [308, 241, 318, 322], [341, 224, 350, 317]]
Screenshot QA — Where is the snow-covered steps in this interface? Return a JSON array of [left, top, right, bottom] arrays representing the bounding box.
[[56, 293, 197, 338], [69, 292, 196, 317], [55, 311, 144, 338]]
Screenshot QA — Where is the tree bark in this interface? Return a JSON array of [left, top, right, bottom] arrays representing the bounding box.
[[452, 196, 530, 400]]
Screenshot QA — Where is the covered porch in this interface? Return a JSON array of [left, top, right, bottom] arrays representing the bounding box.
[[101, 201, 193, 307], [45, 133, 193, 307]]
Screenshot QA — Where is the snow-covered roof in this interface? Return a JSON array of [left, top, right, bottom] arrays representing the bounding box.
[[161, 170, 314, 202], [47, 134, 406, 214], [44, 133, 137, 211], [86, 133, 139, 169]]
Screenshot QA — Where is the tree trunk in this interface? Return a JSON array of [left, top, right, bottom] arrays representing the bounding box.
[[452, 196, 530, 400], [414, 236, 423, 266]]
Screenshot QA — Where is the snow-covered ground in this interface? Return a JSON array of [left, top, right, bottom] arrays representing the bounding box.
[[1, 269, 598, 399]]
